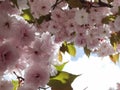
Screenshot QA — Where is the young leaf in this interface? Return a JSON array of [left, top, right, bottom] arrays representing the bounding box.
[[12, 80, 19, 90], [102, 15, 116, 24], [48, 71, 79, 90], [65, 0, 82, 9], [109, 54, 119, 63], [107, 0, 113, 3], [37, 14, 51, 24], [21, 9, 34, 23], [110, 33, 119, 50], [55, 62, 68, 71], [60, 41, 68, 53], [67, 43, 76, 56], [84, 46, 91, 57], [58, 51, 63, 62]]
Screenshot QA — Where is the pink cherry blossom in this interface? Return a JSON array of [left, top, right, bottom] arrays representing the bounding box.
[[48, 20, 61, 34], [74, 35, 87, 47], [97, 25, 111, 38], [0, 0, 120, 89], [54, 29, 69, 43], [117, 83, 120, 90], [114, 16, 120, 32], [14, 59, 27, 72], [17, 0, 29, 10], [76, 25, 87, 37], [27, 32, 55, 63], [109, 22, 117, 32], [0, 11, 18, 38], [0, 80, 13, 90], [28, 0, 52, 18], [65, 19, 77, 36], [37, 21, 50, 33], [97, 42, 115, 57], [18, 85, 36, 90], [51, 8, 68, 23], [24, 63, 50, 89], [28, 39, 50, 63], [0, 0, 20, 15], [65, 8, 76, 19], [13, 20, 35, 46], [86, 38, 99, 49], [0, 42, 20, 74], [74, 9, 89, 25], [111, 0, 120, 14]]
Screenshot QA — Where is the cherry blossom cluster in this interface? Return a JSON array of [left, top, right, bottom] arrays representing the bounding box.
[[37, 0, 120, 57], [0, 0, 59, 90], [0, 0, 120, 90]]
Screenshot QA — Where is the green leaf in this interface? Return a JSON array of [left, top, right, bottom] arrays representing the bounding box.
[[58, 51, 63, 62], [107, 0, 114, 3], [67, 43, 76, 56], [48, 71, 79, 90], [118, 6, 120, 15], [109, 54, 119, 63], [102, 15, 116, 24], [55, 62, 68, 71], [21, 9, 34, 23], [12, 80, 19, 90], [37, 14, 51, 24], [60, 41, 76, 56], [110, 33, 120, 50], [65, 0, 82, 9], [60, 41, 68, 53], [84, 46, 91, 57]]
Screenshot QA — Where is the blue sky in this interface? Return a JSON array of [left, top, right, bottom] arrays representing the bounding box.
[[71, 46, 84, 61]]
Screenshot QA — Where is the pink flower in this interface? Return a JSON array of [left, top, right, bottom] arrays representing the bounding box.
[[24, 63, 50, 89], [75, 25, 87, 37], [88, 7, 110, 26], [114, 16, 120, 32], [74, 9, 88, 25], [0, 11, 18, 38], [117, 83, 120, 90], [97, 25, 111, 38], [29, 38, 51, 62], [40, 32, 55, 53], [0, 80, 13, 90], [51, 8, 67, 23], [86, 38, 99, 49], [18, 85, 36, 90], [65, 19, 77, 36], [48, 20, 61, 34], [28, 0, 52, 18], [0, 42, 20, 73], [111, 0, 120, 14], [97, 42, 115, 57], [65, 8, 76, 19], [28, 32, 55, 63], [17, 0, 29, 10], [13, 20, 35, 46], [0, 0, 20, 15], [37, 21, 49, 33], [74, 36, 87, 47], [116, 44, 120, 53], [54, 29, 68, 43]]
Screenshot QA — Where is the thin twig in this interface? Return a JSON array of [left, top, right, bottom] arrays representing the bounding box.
[[13, 71, 24, 81]]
